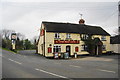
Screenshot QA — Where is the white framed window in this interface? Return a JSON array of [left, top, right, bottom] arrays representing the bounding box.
[[81, 45, 88, 51], [102, 45, 106, 51], [81, 34, 89, 40], [66, 33, 71, 39], [53, 45, 61, 53], [55, 33, 60, 39], [101, 36, 106, 41]]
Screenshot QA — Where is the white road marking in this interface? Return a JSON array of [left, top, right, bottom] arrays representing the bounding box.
[[103, 59, 113, 61], [17, 54, 26, 57], [8, 58, 22, 65], [97, 69, 116, 73], [69, 65, 81, 68], [23, 56, 26, 57], [35, 68, 70, 79]]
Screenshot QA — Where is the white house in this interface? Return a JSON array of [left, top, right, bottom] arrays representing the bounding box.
[[110, 35, 120, 54]]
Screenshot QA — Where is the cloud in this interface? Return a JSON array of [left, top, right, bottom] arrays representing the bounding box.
[[1, 2, 118, 39], [1, 0, 120, 2]]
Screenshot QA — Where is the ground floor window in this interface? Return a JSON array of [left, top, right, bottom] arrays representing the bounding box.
[[102, 45, 106, 51], [53, 45, 61, 53], [81, 45, 88, 51]]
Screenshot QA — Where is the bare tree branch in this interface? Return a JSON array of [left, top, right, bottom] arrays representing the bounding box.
[[16, 32, 25, 40]]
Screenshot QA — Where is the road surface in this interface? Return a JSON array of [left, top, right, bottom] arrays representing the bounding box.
[[1, 49, 119, 79]]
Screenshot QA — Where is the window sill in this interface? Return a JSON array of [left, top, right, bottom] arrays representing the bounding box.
[[54, 38, 61, 40], [102, 50, 106, 51], [65, 38, 72, 40], [101, 40, 106, 41], [81, 39, 88, 41], [81, 50, 88, 51]]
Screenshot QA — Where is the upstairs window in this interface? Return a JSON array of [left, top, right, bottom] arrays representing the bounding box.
[[81, 45, 88, 51], [102, 45, 106, 51], [81, 34, 89, 40], [55, 33, 60, 39], [66, 33, 71, 39], [101, 36, 106, 41]]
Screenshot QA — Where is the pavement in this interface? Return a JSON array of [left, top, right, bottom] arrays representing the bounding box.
[[1, 49, 119, 79]]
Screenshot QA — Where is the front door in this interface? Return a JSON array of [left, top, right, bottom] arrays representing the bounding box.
[[66, 46, 71, 57]]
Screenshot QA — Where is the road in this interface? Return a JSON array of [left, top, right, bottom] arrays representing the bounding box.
[[1, 49, 119, 79]]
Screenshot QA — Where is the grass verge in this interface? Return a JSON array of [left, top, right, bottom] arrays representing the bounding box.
[[1, 47, 17, 54]]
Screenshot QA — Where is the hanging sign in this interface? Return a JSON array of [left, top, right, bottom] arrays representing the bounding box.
[[40, 29, 44, 36], [54, 40, 79, 44], [11, 33, 16, 40]]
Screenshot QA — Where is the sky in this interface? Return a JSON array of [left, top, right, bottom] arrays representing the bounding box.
[[1, 0, 120, 40]]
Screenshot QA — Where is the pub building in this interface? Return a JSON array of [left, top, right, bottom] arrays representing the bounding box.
[[37, 19, 111, 58]]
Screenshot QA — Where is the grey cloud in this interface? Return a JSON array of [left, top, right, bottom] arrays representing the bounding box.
[[2, 2, 118, 39]]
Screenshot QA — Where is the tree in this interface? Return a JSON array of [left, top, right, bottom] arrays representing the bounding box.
[[1, 29, 26, 50], [1, 29, 15, 49], [83, 35, 103, 55], [2, 29, 15, 40], [2, 39, 12, 49], [24, 39, 32, 50], [15, 33, 25, 50], [1, 29, 36, 50], [16, 32, 25, 40], [30, 36, 38, 49], [16, 37, 24, 50], [83, 35, 96, 55]]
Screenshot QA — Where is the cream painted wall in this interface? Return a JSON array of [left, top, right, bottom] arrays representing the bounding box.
[[44, 32, 89, 57], [38, 30, 111, 57], [37, 24, 45, 55], [111, 44, 120, 53], [92, 35, 110, 53], [118, 44, 120, 53]]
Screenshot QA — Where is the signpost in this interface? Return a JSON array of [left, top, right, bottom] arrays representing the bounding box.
[[11, 33, 16, 51]]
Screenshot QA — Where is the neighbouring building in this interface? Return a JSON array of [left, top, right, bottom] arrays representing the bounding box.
[[37, 19, 111, 57], [110, 35, 120, 54], [110, 2, 120, 54]]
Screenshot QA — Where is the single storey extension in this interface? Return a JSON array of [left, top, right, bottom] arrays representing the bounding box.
[[110, 35, 120, 54]]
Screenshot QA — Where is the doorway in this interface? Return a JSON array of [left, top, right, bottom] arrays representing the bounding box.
[[66, 45, 71, 57], [95, 45, 102, 55]]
